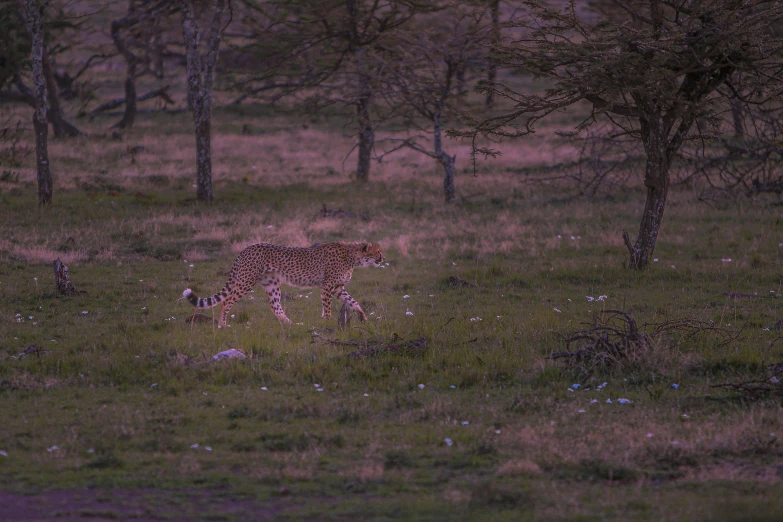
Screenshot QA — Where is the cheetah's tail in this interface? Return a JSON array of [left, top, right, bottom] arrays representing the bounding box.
[[183, 287, 229, 309]]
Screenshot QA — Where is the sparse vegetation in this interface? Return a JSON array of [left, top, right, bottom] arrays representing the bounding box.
[[0, 106, 781, 520], [0, 1, 782, 520]]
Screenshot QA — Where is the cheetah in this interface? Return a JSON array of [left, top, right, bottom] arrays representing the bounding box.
[[183, 241, 384, 327]]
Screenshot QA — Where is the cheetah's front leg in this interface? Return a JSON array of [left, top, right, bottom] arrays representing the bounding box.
[[332, 285, 368, 322]]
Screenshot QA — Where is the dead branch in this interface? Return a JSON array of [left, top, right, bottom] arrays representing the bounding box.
[[311, 331, 427, 359], [711, 364, 783, 399], [184, 314, 216, 324], [346, 337, 426, 359], [90, 86, 174, 114], [448, 276, 475, 287], [311, 331, 366, 347], [319, 204, 370, 222], [547, 310, 728, 369]]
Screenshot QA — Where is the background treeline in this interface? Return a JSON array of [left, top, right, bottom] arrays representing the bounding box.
[[2, 0, 783, 269]]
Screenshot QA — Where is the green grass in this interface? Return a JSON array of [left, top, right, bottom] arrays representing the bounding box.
[[1, 108, 782, 520]]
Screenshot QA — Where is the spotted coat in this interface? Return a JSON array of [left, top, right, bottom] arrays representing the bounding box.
[[183, 241, 384, 327]]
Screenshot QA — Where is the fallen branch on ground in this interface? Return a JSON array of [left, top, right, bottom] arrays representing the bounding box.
[[184, 314, 216, 324], [711, 364, 783, 399], [547, 310, 731, 369], [448, 276, 475, 287], [319, 204, 370, 222], [311, 331, 427, 359]]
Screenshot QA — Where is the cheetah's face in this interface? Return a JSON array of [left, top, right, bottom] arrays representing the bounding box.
[[359, 243, 385, 267]]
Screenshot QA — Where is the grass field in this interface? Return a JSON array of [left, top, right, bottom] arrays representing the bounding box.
[[1, 104, 782, 521]]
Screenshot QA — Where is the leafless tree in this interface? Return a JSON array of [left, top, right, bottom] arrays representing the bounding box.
[[385, 4, 489, 203], [236, 0, 430, 183], [111, 0, 178, 130], [179, 0, 225, 202]]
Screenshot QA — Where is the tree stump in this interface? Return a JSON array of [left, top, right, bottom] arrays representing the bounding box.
[[53, 258, 84, 295], [338, 300, 351, 329]]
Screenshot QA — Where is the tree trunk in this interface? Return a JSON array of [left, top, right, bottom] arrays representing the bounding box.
[[485, 0, 500, 107], [180, 0, 224, 202], [115, 64, 137, 129], [111, 1, 140, 130], [439, 153, 456, 204], [355, 91, 374, 183], [22, 0, 53, 205], [624, 123, 671, 270], [730, 97, 745, 138], [194, 115, 213, 201], [433, 110, 456, 203], [42, 50, 81, 137]]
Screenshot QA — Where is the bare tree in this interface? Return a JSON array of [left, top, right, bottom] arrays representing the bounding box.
[[19, 0, 52, 205], [237, 0, 429, 183], [111, 0, 177, 130], [463, 0, 783, 269], [386, 5, 489, 203], [179, 0, 225, 202]]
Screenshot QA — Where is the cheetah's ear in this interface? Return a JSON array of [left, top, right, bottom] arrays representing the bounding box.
[[362, 243, 369, 253]]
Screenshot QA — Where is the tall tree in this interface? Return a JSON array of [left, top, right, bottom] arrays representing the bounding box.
[[464, 0, 783, 269], [237, 0, 428, 183], [179, 0, 225, 202], [7, 0, 82, 137], [19, 0, 52, 205], [386, 4, 489, 203], [111, 0, 170, 129]]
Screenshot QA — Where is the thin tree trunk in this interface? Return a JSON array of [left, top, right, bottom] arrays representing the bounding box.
[[485, 0, 500, 107], [433, 110, 456, 203], [42, 50, 81, 137], [111, 1, 140, 130], [180, 0, 224, 202], [115, 64, 137, 129], [623, 122, 671, 270], [355, 91, 374, 183], [22, 0, 53, 205], [730, 97, 745, 138]]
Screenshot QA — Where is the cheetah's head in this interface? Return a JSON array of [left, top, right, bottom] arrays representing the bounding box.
[[358, 242, 385, 267]]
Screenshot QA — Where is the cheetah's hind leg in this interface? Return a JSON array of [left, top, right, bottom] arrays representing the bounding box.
[[260, 274, 292, 323]]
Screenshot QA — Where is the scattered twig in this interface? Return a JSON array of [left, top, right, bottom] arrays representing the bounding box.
[[319, 204, 370, 222], [346, 337, 426, 359], [711, 364, 783, 399], [311, 331, 366, 347], [436, 317, 455, 338], [184, 314, 216, 324], [547, 310, 729, 369], [448, 276, 475, 287], [310, 331, 427, 359]]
